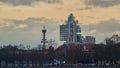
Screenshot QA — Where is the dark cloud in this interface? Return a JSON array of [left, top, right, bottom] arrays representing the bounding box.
[[84, 0, 120, 7], [81, 19, 120, 33], [3, 17, 59, 31], [0, 0, 62, 6]]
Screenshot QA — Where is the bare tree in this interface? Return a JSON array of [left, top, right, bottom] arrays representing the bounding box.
[[110, 34, 120, 44], [18, 44, 25, 50], [48, 39, 58, 48], [105, 34, 120, 45], [37, 44, 43, 50], [26, 45, 30, 50]]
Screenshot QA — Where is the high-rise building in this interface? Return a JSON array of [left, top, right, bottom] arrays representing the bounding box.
[[60, 13, 96, 44], [60, 13, 82, 44]]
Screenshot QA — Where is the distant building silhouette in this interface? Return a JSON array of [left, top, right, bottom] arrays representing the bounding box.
[[60, 13, 82, 44], [60, 13, 96, 44]]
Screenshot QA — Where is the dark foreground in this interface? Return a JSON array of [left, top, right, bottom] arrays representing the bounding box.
[[1, 66, 120, 68]]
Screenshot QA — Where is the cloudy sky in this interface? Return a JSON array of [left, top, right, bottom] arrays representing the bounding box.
[[0, 0, 120, 47]]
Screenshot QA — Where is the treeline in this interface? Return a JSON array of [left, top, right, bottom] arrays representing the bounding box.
[[0, 44, 55, 66], [0, 34, 120, 66], [0, 42, 120, 66], [59, 43, 120, 65], [55, 34, 120, 65]]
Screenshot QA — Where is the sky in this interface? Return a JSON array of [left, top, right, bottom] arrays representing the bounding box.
[[0, 0, 120, 47]]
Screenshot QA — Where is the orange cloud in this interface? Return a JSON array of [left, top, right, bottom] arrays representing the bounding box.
[[0, 0, 120, 25]]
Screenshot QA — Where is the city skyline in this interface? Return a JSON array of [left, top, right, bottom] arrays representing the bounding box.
[[0, 0, 120, 46]]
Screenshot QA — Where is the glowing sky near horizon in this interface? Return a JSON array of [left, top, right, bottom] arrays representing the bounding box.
[[0, 0, 120, 47]]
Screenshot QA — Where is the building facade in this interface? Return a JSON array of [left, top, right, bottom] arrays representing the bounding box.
[[60, 13, 96, 44], [60, 13, 82, 44]]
